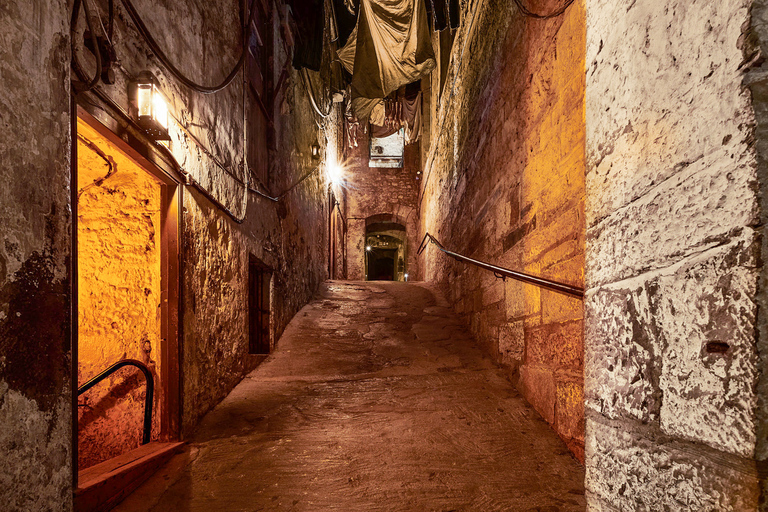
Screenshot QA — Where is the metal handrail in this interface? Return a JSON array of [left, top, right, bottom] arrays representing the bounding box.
[[78, 359, 154, 445], [418, 233, 584, 299]]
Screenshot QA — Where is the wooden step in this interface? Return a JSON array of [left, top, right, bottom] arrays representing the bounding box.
[[75, 441, 184, 512]]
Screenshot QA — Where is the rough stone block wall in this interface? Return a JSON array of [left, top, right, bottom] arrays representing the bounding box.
[[0, 1, 73, 510], [420, 0, 586, 459], [344, 133, 421, 281], [94, 0, 333, 436], [585, 0, 764, 508]]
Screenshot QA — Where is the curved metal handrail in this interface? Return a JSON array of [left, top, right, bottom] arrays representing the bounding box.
[[418, 232, 584, 299], [78, 359, 154, 445]]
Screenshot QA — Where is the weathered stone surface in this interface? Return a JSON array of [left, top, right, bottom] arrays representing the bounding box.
[[585, 417, 760, 511], [657, 234, 758, 457], [586, 231, 759, 457], [0, 389, 72, 512], [2, 0, 331, 507], [499, 320, 525, 367], [527, 320, 584, 370], [343, 135, 421, 282], [114, 282, 587, 512], [420, 0, 586, 459], [76, 125, 164, 469], [585, 0, 755, 227], [586, 148, 758, 288], [557, 381, 585, 445], [0, 0, 73, 509], [585, 0, 765, 506], [74, 0, 332, 439], [741, 0, 768, 464], [520, 366, 557, 425]]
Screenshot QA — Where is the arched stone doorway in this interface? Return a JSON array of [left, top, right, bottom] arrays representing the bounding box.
[[365, 220, 407, 281]]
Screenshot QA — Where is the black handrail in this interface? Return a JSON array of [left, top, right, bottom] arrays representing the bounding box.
[[418, 233, 584, 299], [78, 359, 154, 445]]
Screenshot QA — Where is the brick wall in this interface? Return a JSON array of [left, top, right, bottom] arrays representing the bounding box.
[[420, 0, 586, 460], [343, 131, 421, 281]]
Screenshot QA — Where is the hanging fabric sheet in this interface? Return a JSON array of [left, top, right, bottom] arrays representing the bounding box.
[[369, 91, 422, 144], [338, 0, 436, 121]]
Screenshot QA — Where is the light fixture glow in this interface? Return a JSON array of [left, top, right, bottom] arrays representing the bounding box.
[[132, 71, 170, 142], [327, 163, 344, 185], [404, 273, 409, 281], [366, 245, 372, 251], [152, 92, 169, 131]]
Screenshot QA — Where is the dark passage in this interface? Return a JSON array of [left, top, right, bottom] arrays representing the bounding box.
[[368, 248, 397, 280]]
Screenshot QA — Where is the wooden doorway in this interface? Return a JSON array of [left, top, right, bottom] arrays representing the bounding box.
[[74, 108, 180, 472], [249, 256, 272, 354]]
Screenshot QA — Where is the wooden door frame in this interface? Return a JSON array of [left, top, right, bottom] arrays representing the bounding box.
[[73, 107, 182, 451], [248, 254, 273, 355]]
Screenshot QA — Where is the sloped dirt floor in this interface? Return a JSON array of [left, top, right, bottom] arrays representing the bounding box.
[[114, 281, 586, 511]]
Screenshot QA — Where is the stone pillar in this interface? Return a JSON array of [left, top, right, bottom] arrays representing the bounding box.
[[584, 0, 764, 508], [0, 2, 73, 510]]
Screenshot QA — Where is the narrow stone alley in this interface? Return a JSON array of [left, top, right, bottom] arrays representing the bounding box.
[[114, 282, 585, 511]]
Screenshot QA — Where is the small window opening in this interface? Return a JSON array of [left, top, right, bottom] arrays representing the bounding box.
[[249, 256, 272, 355], [370, 128, 405, 168]]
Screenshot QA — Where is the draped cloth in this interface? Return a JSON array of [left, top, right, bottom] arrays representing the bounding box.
[[370, 92, 422, 144], [347, 91, 421, 148], [338, 0, 435, 121]]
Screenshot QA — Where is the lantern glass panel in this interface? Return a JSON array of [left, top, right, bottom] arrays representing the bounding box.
[[137, 84, 153, 119], [153, 92, 169, 131]]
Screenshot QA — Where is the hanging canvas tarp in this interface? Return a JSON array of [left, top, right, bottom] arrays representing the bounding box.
[[370, 91, 422, 144], [338, 0, 435, 121]]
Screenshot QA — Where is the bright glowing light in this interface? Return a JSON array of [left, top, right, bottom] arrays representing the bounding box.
[[366, 245, 372, 251], [134, 72, 170, 142], [327, 163, 344, 185], [152, 92, 169, 131], [137, 84, 153, 118]]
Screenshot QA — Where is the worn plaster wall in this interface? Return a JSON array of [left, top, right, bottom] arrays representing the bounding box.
[[1, 0, 330, 507], [585, 0, 764, 508], [344, 135, 421, 281], [76, 124, 163, 469], [420, 0, 586, 459], [0, 1, 73, 511], [72, 0, 333, 435]]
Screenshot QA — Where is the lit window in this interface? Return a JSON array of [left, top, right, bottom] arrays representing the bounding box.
[[369, 129, 404, 168]]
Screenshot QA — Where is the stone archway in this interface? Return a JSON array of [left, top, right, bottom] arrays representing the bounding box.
[[365, 220, 407, 281]]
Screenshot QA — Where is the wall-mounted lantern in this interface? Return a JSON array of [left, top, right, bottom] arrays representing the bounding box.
[[130, 71, 170, 142], [311, 141, 321, 159]]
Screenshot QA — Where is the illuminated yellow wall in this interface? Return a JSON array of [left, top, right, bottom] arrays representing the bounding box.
[[420, 0, 586, 459], [76, 120, 162, 469]]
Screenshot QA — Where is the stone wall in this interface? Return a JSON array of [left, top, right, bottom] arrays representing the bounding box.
[[0, 0, 332, 509], [419, 0, 586, 459], [343, 131, 421, 281], [179, 61, 331, 435], [584, 0, 764, 508], [0, 1, 73, 510], [78, 0, 332, 438]]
